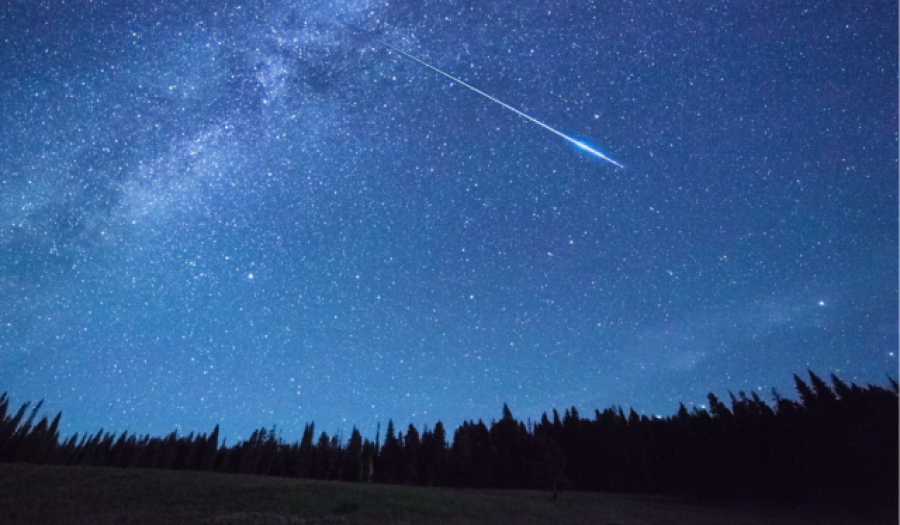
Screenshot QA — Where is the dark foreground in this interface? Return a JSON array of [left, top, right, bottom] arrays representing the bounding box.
[[0, 463, 894, 525]]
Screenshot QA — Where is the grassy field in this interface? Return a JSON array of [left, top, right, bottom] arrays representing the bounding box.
[[0, 463, 893, 525]]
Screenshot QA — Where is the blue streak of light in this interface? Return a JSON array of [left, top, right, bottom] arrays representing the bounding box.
[[346, 24, 624, 169]]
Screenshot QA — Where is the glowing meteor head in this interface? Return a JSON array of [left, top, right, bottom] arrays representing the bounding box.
[[572, 139, 597, 154], [567, 136, 624, 168]]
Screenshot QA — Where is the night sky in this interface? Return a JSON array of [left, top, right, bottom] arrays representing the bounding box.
[[1, 0, 897, 443]]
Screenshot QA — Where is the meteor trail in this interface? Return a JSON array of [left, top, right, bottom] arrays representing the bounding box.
[[346, 24, 624, 169]]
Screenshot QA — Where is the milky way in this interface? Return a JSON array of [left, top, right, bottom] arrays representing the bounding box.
[[1, 0, 896, 442]]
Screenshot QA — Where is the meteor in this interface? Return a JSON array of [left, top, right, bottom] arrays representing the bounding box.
[[346, 24, 624, 169]]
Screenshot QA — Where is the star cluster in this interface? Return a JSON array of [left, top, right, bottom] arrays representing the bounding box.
[[1, 0, 896, 442]]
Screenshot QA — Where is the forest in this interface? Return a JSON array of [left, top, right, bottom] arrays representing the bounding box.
[[1, 371, 896, 509]]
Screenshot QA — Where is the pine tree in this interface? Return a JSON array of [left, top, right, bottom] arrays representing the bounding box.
[[262, 426, 279, 476], [108, 432, 130, 468], [0, 400, 29, 460], [361, 438, 376, 482], [448, 423, 473, 487], [403, 424, 421, 484], [707, 393, 732, 421], [470, 420, 493, 487], [202, 425, 220, 471], [42, 412, 61, 464], [830, 374, 853, 401], [341, 427, 363, 482], [420, 421, 447, 486], [312, 432, 331, 479], [184, 432, 204, 471], [375, 420, 401, 484], [532, 432, 568, 499], [297, 422, 314, 477], [807, 371, 837, 407], [0, 400, 39, 462], [793, 374, 816, 409], [0, 393, 8, 423], [492, 404, 522, 488], [327, 434, 341, 479]]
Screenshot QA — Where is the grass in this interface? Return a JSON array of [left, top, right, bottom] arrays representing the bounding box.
[[0, 463, 893, 524]]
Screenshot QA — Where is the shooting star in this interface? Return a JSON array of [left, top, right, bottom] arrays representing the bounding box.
[[346, 24, 624, 169]]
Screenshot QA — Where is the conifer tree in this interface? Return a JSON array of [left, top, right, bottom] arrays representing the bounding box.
[[403, 424, 420, 484], [202, 425, 220, 471], [793, 374, 816, 409], [808, 371, 837, 407], [830, 374, 853, 401], [361, 438, 376, 482], [327, 434, 342, 479], [42, 412, 61, 464], [312, 432, 331, 479], [470, 420, 493, 487], [0, 393, 7, 423], [0, 400, 28, 457], [420, 421, 447, 486], [341, 427, 364, 482], [492, 404, 521, 487], [448, 423, 473, 487], [297, 422, 314, 477], [262, 426, 279, 476], [707, 393, 731, 421], [532, 432, 568, 499], [375, 420, 401, 484], [184, 433, 204, 471], [108, 431, 130, 468]]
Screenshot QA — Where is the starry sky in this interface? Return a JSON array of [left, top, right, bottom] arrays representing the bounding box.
[[1, 0, 897, 443]]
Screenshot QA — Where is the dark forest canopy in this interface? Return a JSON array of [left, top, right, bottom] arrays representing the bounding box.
[[1, 371, 897, 508]]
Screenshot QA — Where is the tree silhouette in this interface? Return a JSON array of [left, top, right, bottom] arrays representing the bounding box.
[[419, 421, 447, 486], [0, 371, 895, 511], [531, 432, 568, 499], [402, 424, 420, 485], [375, 420, 401, 484], [341, 427, 363, 482]]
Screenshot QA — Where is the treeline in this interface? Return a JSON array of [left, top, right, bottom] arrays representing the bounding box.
[[1, 371, 897, 506]]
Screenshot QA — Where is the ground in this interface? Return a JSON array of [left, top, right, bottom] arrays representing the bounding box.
[[0, 464, 892, 524]]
